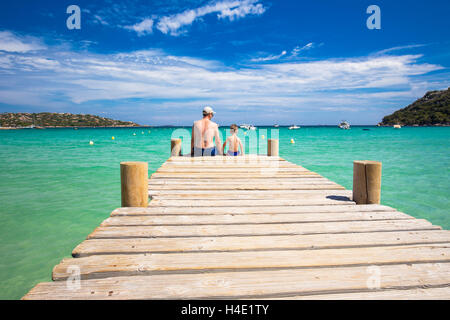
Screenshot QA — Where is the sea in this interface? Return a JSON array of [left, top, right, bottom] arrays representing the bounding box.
[[0, 126, 449, 299]]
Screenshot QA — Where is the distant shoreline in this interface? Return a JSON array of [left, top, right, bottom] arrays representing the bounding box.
[[1, 124, 449, 130]]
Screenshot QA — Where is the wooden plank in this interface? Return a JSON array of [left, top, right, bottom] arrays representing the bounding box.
[[156, 168, 311, 173], [100, 211, 413, 227], [148, 198, 355, 206], [274, 287, 450, 300], [160, 164, 300, 168], [167, 155, 284, 160], [149, 184, 345, 190], [23, 263, 450, 299], [151, 172, 321, 179], [149, 190, 352, 198], [72, 230, 450, 257], [149, 178, 334, 184], [110, 204, 396, 216], [88, 219, 439, 239], [53, 244, 450, 280]]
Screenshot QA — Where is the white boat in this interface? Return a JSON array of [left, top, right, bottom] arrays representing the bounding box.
[[393, 124, 401, 129], [338, 121, 350, 130], [289, 125, 300, 130], [240, 124, 257, 130], [274, 124, 279, 128]]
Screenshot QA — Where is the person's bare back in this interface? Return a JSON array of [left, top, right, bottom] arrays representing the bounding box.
[[191, 106, 222, 156], [193, 118, 217, 149]]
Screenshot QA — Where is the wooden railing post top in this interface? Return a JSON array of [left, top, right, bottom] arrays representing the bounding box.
[[120, 161, 148, 166], [354, 160, 382, 165]]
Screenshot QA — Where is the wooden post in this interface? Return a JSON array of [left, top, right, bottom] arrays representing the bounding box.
[[120, 162, 148, 207], [353, 160, 382, 204], [267, 139, 279, 156], [171, 139, 182, 156]]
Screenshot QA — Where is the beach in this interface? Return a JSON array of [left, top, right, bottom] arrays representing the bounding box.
[[0, 126, 449, 299]]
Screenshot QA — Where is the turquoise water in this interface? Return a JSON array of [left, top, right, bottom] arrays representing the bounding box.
[[0, 126, 449, 299]]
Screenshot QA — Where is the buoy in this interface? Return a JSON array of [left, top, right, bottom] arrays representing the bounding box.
[[148, 130, 151, 133], [141, 131, 144, 134], [244, 132, 247, 135], [89, 140, 94, 145], [261, 135, 265, 139], [290, 139, 295, 144], [111, 136, 115, 140], [133, 133, 136, 136]]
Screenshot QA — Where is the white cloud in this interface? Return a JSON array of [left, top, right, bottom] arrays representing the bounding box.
[[0, 31, 46, 53], [124, 18, 154, 36], [217, 0, 265, 21], [251, 50, 287, 62], [155, 0, 266, 36], [291, 42, 314, 56], [93, 14, 109, 26], [0, 36, 445, 124], [374, 44, 428, 55]]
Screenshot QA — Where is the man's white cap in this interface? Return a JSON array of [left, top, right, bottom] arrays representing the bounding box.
[[203, 106, 215, 114]]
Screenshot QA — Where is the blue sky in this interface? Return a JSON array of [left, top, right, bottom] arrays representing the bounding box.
[[0, 0, 449, 125]]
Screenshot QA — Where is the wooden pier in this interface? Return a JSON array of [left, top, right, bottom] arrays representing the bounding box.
[[23, 141, 450, 299]]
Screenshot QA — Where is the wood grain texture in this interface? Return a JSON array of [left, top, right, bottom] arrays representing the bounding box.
[[73, 230, 450, 257], [54, 244, 450, 280], [101, 211, 413, 227], [268, 286, 450, 300], [148, 198, 355, 206], [110, 204, 394, 216], [88, 219, 440, 239], [23, 263, 450, 299]]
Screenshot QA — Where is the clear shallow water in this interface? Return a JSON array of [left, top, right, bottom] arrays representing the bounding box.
[[0, 126, 449, 299]]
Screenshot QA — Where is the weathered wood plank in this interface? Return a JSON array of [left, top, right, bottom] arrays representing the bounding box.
[[148, 198, 355, 206], [23, 263, 450, 299], [53, 244, 450, 280], [72, 230, 450, 257], [88, 219, 439, 239], [160, 163, 300, 168], [273, 286, 450, 300], [156, 168, 310, 173], [150, 184, 345, 190], [151, 172, 321, 179], [149, 177, 334, 184], [101, 211, 413, 227], [149, 189, 352, 197], [167, 155, 284, 160], [110, 204, 396, 216]]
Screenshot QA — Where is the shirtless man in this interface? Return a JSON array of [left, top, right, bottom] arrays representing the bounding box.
[[191, 106, 222, 157]]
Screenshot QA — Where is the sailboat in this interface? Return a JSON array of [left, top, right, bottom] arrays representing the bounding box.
[[289, 125, 300, 130]]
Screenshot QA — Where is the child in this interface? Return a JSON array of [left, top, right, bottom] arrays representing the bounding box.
[[223, 124, 244, 156]]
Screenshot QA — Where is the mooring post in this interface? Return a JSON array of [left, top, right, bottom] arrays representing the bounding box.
[[353, 160, 382, 204], [267, 139, 279, 156], [171, 138, 182, 156], [120, 161, 148, 207]]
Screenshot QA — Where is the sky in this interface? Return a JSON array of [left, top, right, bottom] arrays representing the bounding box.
[[0, 0, 449, 125]]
